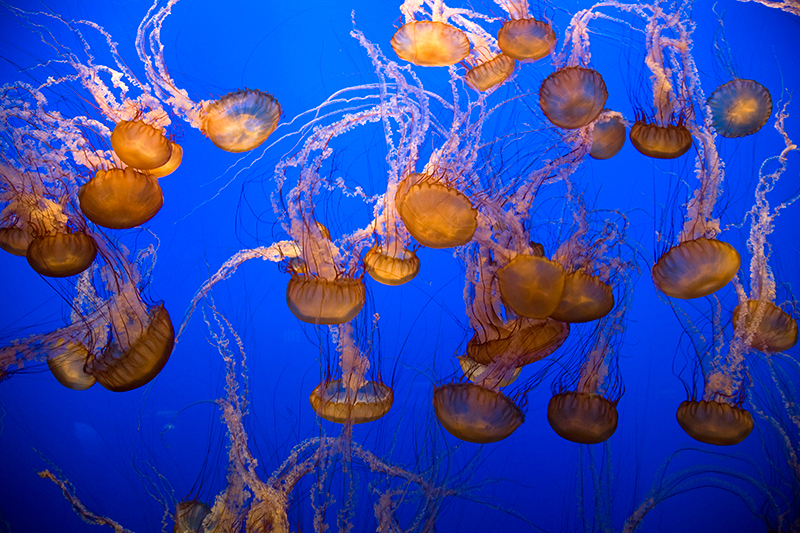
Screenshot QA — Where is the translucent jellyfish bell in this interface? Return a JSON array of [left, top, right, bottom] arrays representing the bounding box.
[[309, 379, 393, 424], [174, 501, 212, 533], [589, 112, 626, 160], [47, 341, 96, 391], [202, 89, 281, 153], [676, 399, 754, 446], [26, 232, 97, 278], [464, 54, 515, 93], [85, 304, 174, 392], [466, 319, 569, 367], [0, 227, 32, 256], [110, 120, 173, 170], [433, 382, 524, 443], [286, 276, 366, 325], [733, 300, 798, 353], [363, 245, 420, 286], [707, 79, 772, 138], [497, 254, 566, 318], [78, 167, 164, 229], [497, 18, 555, 61], [547, 392, 618, 444], [145, 142, 183, 178], [652, 238, 741, 299], [550, 271, 614, 323], [629, 120, 693, 159], [539, 66, 608, 129], [391, 21, 470, 67], [395, 174, 478, 249]]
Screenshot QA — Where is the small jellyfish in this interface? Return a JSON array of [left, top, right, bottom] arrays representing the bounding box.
[[629, 120, 693, 159], [395, 173, 478, 249], [433, 382, 524, 443], [676, 399, 753, 446], [539, 66, 608, 129], [732, 300, 797, 353], [466, 318, 569, 368], [707, 79, 772, 138], [550, 271, 614, 323], [78, 167, 164, 229], [110, 120, 173, 170], [363, 245, 420, 286], [547, 392, 618, 444], [202, 89, 281, 153], [146, 142, 183, 178], [46, 340, 95, 391], [309, 379, 394, 424], [286, 276, 366, 325], [497, 18, 555, 61], [464, 54, 515, 92], [589, 111, 627, 160], [652, 237, 740, 299], [391, 21, 470, 67], [0, 226, 32, 256], [496, 254, 566, 318]]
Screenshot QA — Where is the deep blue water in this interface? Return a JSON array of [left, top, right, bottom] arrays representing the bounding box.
[[0, 0, 799, 532]]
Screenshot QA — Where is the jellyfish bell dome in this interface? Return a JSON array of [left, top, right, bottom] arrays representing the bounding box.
[[458, 355, 521, 387], [433, 382, 523, 443], [47, 341, 96, 391], [464, 54, 515, 92], [145, 142, 183, 178], [732, 300, 798, 353], [395, 173, 478, 249], [497, 255, 566, 318], [286, 275, 365, 325], [466, 319, 570, 367], [496, 18, 555, 61], [549, 271, 615, 323], [547, 392, 618, 444], [174, 500, 212, 533], [707, 79, 772, 138], [110, 120, 173, 170], [26, 231, 97, 278], [78, 167, 164, 229], [309, 378, 393, 424], [390, 21, 470, 67], [202, 89, 281, 153], [363, 245, 420, 286], [629, 121, 692, 159], [85, 304, 174, 392], [589, 112, 626, 160], [0, 226, 33, 256], [539, 66, 608, 129], [676, 400, 754, 446], [651, 238, 741, 299]]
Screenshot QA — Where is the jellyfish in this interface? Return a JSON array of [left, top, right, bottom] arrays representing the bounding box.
[[728, 104, 797, 353], [539, 66, 608, 130], [136, 1, 281, 153], [589, 110, 627, 160], [110, 120, 173, 170], [78, 167, 164, 229], [547, 295, 627, 445], [391, 0, 474, 66], [494, 0, 556, 61], [707, 79, 772, 138]]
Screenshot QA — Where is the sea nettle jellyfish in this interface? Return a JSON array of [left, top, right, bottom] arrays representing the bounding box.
[[391, 0, 473, 66], [495, 0, 556, 62], [707, 79, 772, 139], [547, 284, 627, 444], [136, 0, 281, 152], [589, 110, 627, 160]]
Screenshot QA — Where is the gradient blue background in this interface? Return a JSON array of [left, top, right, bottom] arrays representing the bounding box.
[[0, 0, 799, 531]]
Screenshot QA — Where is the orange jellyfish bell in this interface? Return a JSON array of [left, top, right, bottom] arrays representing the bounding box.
[[390, 21, 470, 67], [547, 392, 618, 444], [549, 271, 614, 323], [651, 238, 740, 299], [202, 89, 281, 153], [733, 300, 798, 353], [174, 501, 212, 533], [589, 113, 626, 159], [286, 276, 365, 325], [110, 120, 172, 170], [395, 174, 477, 249], [464, 54, 515, 92], [0, 227, 33, 256], [629, 121, 692, 159], [363, 245, 420, 286], [496, 18, 555, 61], [707, 79, 772, 138], [676, 400, 754, 446], [78, 167, 164, 229], [86, 304, 174, 392], [26, 232, 97, 278], [47, 341, 96, 391], [497, 255, 566, 318], [145, 142, 183, 178], [309, 379, 393, 424], [466, 319, 569, 367], [433, 383, 524, 443], [539, 66, 608, 129]]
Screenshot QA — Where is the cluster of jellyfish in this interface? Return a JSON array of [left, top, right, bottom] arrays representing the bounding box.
[[1, 0, 799, 530]]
